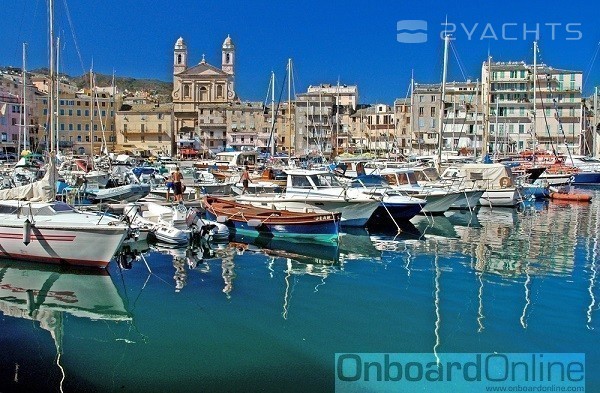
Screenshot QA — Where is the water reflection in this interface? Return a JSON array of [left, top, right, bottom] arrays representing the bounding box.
[[0, 260, 130, 392], [411, 215, 459, 240], [232, 233, 340, 264]]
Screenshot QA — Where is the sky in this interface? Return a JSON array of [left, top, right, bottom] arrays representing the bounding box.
[[1, 0, 599, 104]]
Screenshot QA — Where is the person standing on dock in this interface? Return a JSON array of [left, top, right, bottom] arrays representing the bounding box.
[[240, 166, 252, 194], [172, 166, 184, 202], [165, 173, 174, 201]]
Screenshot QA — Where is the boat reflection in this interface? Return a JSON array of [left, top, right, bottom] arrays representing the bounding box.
[[231, 233, 340, 264], [338, 228, 382, 261], [410, 215, 459, 240], [0, 260, 131, 392], [445, 209, 481, 229]]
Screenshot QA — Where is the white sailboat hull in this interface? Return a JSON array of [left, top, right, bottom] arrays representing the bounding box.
[[0, 221, 128, 268]]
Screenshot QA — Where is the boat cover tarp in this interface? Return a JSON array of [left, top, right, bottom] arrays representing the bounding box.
[[0, 160, 54, 202]]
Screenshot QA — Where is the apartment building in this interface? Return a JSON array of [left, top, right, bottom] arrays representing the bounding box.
[[115, 102, 173, 156], [0, 70, 40, 152], [481, 60, 583, 154], [351, 104, 396, 154]]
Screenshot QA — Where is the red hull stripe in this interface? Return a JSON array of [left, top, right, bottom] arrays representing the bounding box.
[[0, 233, 76, 242], [0, 252, 109, 268]]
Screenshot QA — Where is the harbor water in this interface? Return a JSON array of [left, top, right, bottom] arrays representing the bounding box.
[[1, 187, 600, 392]]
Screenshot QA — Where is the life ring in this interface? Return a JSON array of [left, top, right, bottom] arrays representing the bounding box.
[[499, 176, 511, 188]]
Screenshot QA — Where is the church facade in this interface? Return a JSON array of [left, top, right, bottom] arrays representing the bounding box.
[[172, 36, 237, 156]]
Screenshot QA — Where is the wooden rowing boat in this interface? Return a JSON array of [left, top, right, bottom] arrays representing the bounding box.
[[202, 196, 341, 242]]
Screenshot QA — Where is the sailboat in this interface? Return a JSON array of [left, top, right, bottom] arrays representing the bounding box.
[[0, 0, 132, 268]]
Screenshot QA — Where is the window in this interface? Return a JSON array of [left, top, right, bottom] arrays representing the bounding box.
[[216, 85, 223, 98], [85, 110, 89, 117], [158, 135, 162, 143], [77, 135, 82, 142], [77, 110, 81, 116], [85, 135, 90, 142], [158, 124, 162, 134], [430, 107, 435, 116], [418, 107, 424, 116], [519, 124, 525, 133], [141, 124, 145, 133], [123, 124, 127, 133]]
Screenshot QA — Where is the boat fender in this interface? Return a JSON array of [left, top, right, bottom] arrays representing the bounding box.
[[23, 219, 32, 246], [500, 177, 511, 188], [247, 219, 262, 228], [216, 215, 228, 223]]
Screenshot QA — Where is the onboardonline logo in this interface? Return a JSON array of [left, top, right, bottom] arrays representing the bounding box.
[[335, 353, 585, 392]]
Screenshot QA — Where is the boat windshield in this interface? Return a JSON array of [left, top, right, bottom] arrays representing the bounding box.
[[418, 168, 441, 181], [350, 175, 388, 188], [308, 173, 344, 188]]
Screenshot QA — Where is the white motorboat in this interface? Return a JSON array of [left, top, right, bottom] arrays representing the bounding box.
[[236, 169, 381, 227], [369, 168, 462, 214], [441, 163, 522, 207], [125, 202, 190, 245], [410, 166, 484, 210]]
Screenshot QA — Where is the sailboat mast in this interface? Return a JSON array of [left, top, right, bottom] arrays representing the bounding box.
[[89, 68, 94, 157], [594, 86, 598, 157], [474, 78, 479, 158], [49, 0, 55, 154], [532, 41, 538, 155], [410, 70, 416, 156], [335, 78, 340, 156], [270, 71, 275, 156], [22, 43, 27, 152], [437, 34, 450, 168], [494, 101, 499, 158], [483, 55, 491, 157], [55, 36, 60, 153], [287, 58, 292, 155]]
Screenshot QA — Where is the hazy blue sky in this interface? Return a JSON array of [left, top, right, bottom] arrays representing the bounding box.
[[2, 0, 599, 103]]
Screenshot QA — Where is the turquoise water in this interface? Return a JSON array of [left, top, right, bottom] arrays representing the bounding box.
[[1, 188, 599, 392]]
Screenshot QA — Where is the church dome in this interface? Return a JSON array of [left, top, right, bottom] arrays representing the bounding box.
[[175, 37, 186, 50], [222, 35, 234, 50]]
